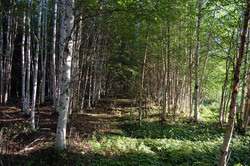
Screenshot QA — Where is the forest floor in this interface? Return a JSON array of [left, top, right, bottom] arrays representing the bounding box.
[[0, 97, 249, 166]]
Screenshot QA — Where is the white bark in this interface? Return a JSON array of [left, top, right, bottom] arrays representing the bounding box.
[[25, 0, 31, 115], [22, 10, 26, 113], [31, 0, 42, 131], [4, 5, 12, 104], [52, 0, 58, 110], [194, 0, 202, 121], [56, 0, 74, 149]]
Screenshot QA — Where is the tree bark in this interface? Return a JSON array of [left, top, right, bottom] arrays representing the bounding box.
[[22, 9, 26, 113], [194, 0, 202, 121], [218, 1, 249, 165], [41, 0, 48, 104], [56, 0, 66, 113], [24, 0, 32, 115], [31, 0, 42, 132], [139, 22, 150, 126], [219, 60, 229, 125], [238, 30, 249, 132], [56, 0, 74, 149], [243, 63, 250, 134], [189, 38, 193, 118], [52, 0, 58, 111], [167, 20, 171, 115], [162, 22, 168, 120], [4, 4, 12, 104], [219, 30, 234, 124], [0, 11, 3, 104]]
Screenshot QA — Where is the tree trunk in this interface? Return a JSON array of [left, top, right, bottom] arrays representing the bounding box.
[[243, 64, 250, 134], [22, 9, 26, 113], [162, 23, 168, 120], [52, 0, 58, 111], [219, 30, 234, 124], [173, 68, 180, 119], [194, 0, 202, 121], [0, 11, 3, 104], [189, 39, 193, 118], [41, 0, 48, 104], [219, 60, 229, 125], [198, 2, 217, 100], [56, 0, 74, 149], [139, 22, 150, 126], [167, 20, 171, 115], [24, 0, 32, 115], [56, 0, 66, 113], [31, 0, 42, 132], [218, 1, 249, 165], [4, 4, 12, 104], [238, 30, 249, 132]]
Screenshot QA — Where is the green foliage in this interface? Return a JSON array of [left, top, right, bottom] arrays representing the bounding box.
[[81, 107, 249, 166]]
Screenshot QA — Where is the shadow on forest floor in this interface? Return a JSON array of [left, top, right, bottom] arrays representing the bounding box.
[[0, 97, 249, 166]]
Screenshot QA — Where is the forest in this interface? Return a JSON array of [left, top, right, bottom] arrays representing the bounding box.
[[0, 0, 249, 165]]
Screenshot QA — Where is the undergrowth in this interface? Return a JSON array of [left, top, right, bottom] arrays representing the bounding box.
[[4, 104, 250, 166]]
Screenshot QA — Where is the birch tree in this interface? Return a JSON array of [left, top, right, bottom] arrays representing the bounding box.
[[218, 1, 249, 165], [52, 0, 58, 111], [22, 7, 26, 113], [30, 0, 42, 131], [237, 31, 249, 132], [4, 2, 12, 104], [56, 0, 74, 149], [194, 0, 202, 121], [24, 0, 32, 115]]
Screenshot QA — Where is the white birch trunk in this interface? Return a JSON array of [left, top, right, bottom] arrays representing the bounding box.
[[4, 5, 12, 104], [52, 0, 58, 110], [22, 10, 26, 113], [56, 0, 74, 149], [31, 0, 42, 131], [194, 0, 202, 121]]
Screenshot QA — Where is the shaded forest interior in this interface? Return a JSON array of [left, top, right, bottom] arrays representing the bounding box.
[[0, 0, 249, 165]]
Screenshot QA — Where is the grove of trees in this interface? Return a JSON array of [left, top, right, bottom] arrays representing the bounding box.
[[0, 0, 249, 165]]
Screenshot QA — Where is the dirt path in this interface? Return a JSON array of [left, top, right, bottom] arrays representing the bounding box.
[[69, 98, 133, 139], [0, 97, 134, 157]]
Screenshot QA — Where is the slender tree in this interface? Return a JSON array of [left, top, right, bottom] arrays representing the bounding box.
[[4, 1, 12, 104], [31, 0, 42, 131], [0, 11, 3, 104], [52, 0, 58, 110], [21, 7, 26, 113], [194, 0, 202, 121], [24, 0, 32, 115], [40, 0, 48, 104], [218, 1, 249, 165], [139, 22, 150, 126], [237, 31, 249, 132], [243, 63, 250, 134], [56, 0, 74, 149]]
